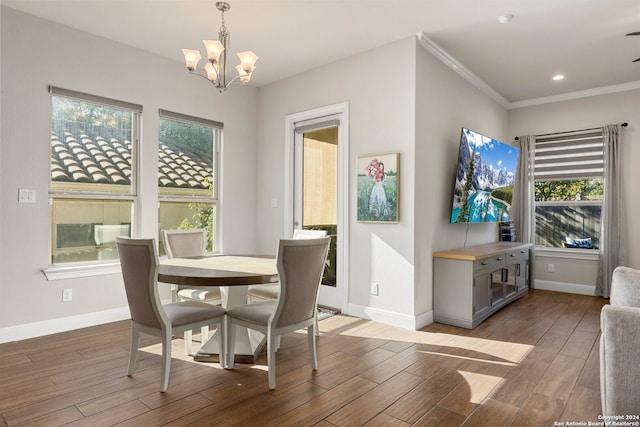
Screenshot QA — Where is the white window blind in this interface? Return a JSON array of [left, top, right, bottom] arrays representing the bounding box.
[[159, 109, 223, 129], [534, 130, 604, 181], [294, 117, 340, 134], [50, 86, 142, 112]]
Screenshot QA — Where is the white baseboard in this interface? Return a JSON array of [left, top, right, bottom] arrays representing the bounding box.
[[347, 304, 433, 331], [0, 306, 131, 344], [533, 280, 596, 296], [4, 302, 438, 343]]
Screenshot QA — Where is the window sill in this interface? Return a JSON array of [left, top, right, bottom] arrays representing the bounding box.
[[43, 262, 122, 281], [535, 246, 599, 261]]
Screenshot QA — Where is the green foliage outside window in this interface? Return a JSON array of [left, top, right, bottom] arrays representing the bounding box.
[[179, 202, 214, 252], [535, 179, 603, 201], [160, 118, 213, 156]]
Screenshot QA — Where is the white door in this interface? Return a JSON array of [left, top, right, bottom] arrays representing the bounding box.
[[285, 103, 349, 312]]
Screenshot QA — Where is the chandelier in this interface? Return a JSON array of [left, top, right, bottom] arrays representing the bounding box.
[[182, 1, 258, 93]]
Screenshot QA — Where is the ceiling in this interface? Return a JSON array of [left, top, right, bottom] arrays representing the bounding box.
[[4, 0, 640, 105]]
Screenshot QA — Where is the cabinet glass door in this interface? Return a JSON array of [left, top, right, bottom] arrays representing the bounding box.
[[473, 273, 491, 318], [490, 269, 506, 306], [504, 264, 518, 298]]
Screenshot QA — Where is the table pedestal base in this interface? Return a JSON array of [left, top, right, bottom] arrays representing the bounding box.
[[194, 328, 265, 364], [193, 285, 267, 364]]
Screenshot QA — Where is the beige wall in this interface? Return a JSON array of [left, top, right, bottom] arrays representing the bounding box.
[[302, 137, 337, 226]]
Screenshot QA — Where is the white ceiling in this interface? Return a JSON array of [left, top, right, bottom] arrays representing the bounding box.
[[4, 0, 640, 104]]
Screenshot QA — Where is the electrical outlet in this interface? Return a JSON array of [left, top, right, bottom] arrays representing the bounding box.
[[371, 283, 379, 296], [547, 263, 555, 273], [62, 289, 73, 302]]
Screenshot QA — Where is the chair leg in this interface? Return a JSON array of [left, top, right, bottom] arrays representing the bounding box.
[[308, 324, 318, 370], [160, 330, 172, 392], [314, 309, 320, 337], [226, 321, 236, 369], [201, 326, 209, 342], [184, 330, 193, 355], [127, 328, 140, 376], [218, 317, 226, 368], [267, 329, 277, 390]]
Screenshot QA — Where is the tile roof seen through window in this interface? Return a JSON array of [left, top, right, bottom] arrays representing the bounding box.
[[50, 130, 213, 189]]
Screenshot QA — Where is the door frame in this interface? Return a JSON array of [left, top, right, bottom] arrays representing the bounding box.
[[284, 102, 349, 312]]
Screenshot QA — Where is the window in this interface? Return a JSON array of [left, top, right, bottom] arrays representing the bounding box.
[[49, 87, 140, 264], [534, 130, 603, 250], [157, 110, 220, 255]]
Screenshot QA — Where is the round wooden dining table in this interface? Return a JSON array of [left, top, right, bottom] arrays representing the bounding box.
[[158, 254, 278, 363]]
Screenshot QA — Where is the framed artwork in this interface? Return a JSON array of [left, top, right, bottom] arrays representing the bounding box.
[[357, 153, 399, 223]]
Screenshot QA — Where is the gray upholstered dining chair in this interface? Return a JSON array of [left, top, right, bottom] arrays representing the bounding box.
[[116, 236, 226, 392], [226, 236, 330, 389], [247, 229, 327, 335], [162, 228, 222, 354]]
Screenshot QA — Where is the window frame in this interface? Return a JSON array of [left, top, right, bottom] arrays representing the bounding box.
[[157, 110, 221, 255], [532, 129, 603, 256], [44, 87, 141, 277]]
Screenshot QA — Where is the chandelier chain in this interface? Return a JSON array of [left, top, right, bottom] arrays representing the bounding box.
[[219, 7, 226, 33]]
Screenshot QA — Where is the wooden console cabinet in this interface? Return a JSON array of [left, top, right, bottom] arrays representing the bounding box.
[[433, 242, 531, 329]]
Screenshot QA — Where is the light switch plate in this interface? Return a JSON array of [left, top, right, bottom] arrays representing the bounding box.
[[18, 189, 36, 203]]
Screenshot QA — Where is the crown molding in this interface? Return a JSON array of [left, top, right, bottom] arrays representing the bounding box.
[[416, 32, 640, 111], [508, 80, 640, 109], [416, 33, 510, 108]]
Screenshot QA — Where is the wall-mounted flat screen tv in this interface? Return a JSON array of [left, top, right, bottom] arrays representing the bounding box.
[[450, 128, 519, 223]]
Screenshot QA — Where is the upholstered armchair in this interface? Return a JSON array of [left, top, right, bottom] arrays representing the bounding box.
[[600, 266, 640, 415]]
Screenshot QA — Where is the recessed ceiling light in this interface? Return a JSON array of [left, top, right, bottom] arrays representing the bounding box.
[[498, 14, 514, 24], [552, 74, 565, 81]]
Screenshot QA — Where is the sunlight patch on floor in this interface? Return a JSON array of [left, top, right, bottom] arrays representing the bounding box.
[[457, 370, 506, 404], [137, 345, 228, 369], [337, 326, 534, 365], [418, 350, 518, 367], [468, 338, 533, 364]]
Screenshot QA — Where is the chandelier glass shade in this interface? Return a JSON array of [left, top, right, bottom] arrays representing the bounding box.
[[182, 2, 258, 92]]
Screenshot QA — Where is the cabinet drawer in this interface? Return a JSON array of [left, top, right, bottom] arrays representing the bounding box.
[[506, 248, 529, 263], [474, 254, 506, 273]]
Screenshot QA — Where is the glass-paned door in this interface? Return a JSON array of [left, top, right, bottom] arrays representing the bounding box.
[[294, 124, 342, 309]]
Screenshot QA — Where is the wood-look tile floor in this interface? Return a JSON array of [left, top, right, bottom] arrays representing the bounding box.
[[0, 289, 606, 426]]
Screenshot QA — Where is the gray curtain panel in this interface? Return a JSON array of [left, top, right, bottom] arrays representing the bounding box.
[[596, 124, 626, 298], [513, 135, 537, 287]]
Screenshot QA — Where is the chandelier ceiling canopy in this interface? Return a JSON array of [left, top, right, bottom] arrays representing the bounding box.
[[182, 1, 258, 93]]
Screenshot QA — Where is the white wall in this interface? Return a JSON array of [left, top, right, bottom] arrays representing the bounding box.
[[256, 36, 509, 328], [414, 43, 509, 317], [256, 37, 418, 323], [509, 89, 640, 291], [0, 8, 258, 336]]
